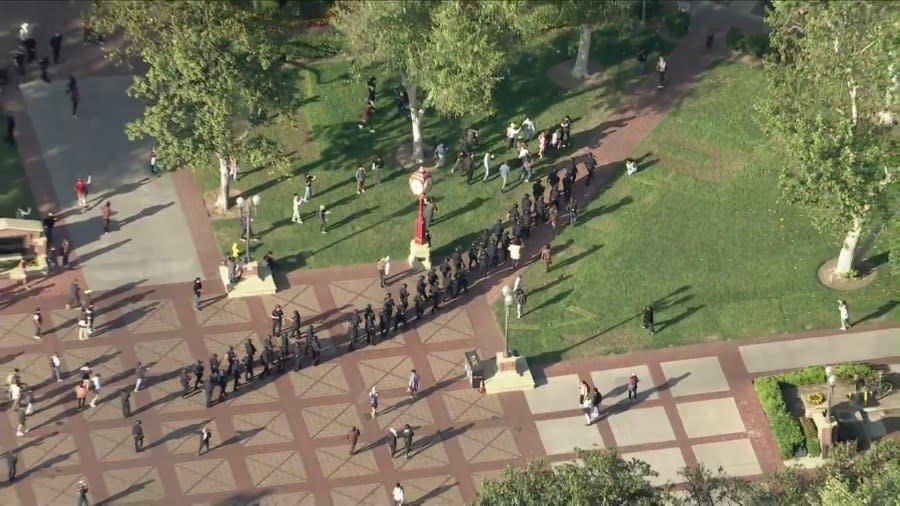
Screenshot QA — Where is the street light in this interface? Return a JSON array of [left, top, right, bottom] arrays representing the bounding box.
[[501, 285, 513, 358], [825, 365, 837, 419], [235, 195, 261, 264]]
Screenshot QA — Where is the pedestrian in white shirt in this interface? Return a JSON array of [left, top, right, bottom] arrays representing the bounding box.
[[505, 122, 521, 149], [89, 373, 102, 408], [50, 353, 63, 382], [483, 153, 494, 182], [499, 161, 511, 191], [78, 315, 90, 340], [392, 483, 405, 506], [291, 193, 303, 223], [521, 117, 535, 141], [838, 299, 851, 330]]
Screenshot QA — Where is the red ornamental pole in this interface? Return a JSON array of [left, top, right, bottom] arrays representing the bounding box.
[[413, 195, 426, 245]]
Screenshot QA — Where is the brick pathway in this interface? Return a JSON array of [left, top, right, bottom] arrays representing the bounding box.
[[2, 2, 898, 505]]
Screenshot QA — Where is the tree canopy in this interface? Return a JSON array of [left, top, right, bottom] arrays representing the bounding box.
[[91, 0, 290, 210], [760, 0, 898, 275]]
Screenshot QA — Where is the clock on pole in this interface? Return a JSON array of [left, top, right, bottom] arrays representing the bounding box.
[[407, 167, 433, 269]]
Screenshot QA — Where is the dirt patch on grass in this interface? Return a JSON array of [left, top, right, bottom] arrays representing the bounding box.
[[817, 257, 878, 290], [396, 143, 436, 170], [202, 188, 244, 218], [547, 59, 608, 90]]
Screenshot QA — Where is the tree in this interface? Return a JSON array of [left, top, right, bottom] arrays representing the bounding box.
[[543, 1, 635, 80], [760, 1, 898, 276], [474, 448, 664, 506], [91, 1, 287, 212], [331, 0, 535, 163]]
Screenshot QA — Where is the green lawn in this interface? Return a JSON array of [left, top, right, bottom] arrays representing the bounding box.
[[500, 61, 900, 363], [196, 26, 674, 268], [0, 110, 36, 217]]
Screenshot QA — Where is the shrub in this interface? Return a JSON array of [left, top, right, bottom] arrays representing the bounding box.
[[664, 10, 690, 38], [833, 363, 876, 382], [754, 376, 804, 459], [800, 417, 821, 457], [779, 367, 825, 386], [726, 28, 770, 58]]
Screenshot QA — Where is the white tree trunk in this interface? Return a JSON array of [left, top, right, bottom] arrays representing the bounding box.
[[835, 216, 862, 275], [401, 73, 425, 163], [216, 155, 230, 212], [571, 24, 592, 80]]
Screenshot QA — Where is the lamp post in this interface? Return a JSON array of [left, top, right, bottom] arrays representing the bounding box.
[[501, 285, 513, 358], [408, 167, 433, 245], [825, 365, 837, 419], [235, 195, 261, 264]]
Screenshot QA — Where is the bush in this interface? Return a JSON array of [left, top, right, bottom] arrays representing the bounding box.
[[754, 376, 804, 459], [664, 10, 690, 38], [726, 28, 770, 58], [800, 417, 821, 457], [778, 367, 825, 386], [833, 363, 877, 382]]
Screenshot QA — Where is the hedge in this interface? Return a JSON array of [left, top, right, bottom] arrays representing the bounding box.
[[800, 417, 821, 457], [753, 363, 876, 459], [725, 28, 770, 58], [664, 10, 690, 38]]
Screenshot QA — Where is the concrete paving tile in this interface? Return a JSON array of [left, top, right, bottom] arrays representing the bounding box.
[[203, 330, 258, 357], [426, 349, 470, 385], [525, 374, 582, 414], [158, 418, 218, 455], [261, 284, 322, 314], [101, 466, 165, 504], [375, 395, 435, 430], [472, 468, 506, 491], [124, 298, 182, 334], [329, 278, 383, 310], [677, 397, 745, 438], [457, 426, 521, 464], [608, 406, 676, 447], [740, 329, 900, 373], [132, 337, 193, 376], [591, 364, 659, 403], [19, 432, 80, 470], [402, 475, 464, 506], [0, 312, 43, 348], [660, 356, 729, 397], [0, 481, 23, 506], [245, 451, 307, 488], [330, 482, 385, 506], [230, 410, 293, 447], [31, 473, 86, 506], [622, 447, 687, 486], [416, 307, 476, 344], [357, 355, 414, 391], [194, 298, 252, 327], [535, 416, 603, 455], [316, 445, 380, 480], [4, 352, 50, 392], [692, 439, 762, 477], [288, 361, 349, 399], [89, 426, 139, 462], [441, 388, 505, 423], [256, 491, 317, 506], [300, 402, 362, 439], [225, 379, 282, 407], [46, 309, 82, 342], [393, 437, 450, 471], [175, 458, 237, 495]]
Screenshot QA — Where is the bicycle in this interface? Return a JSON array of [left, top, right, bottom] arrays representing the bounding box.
[[861, 371, 893, 406]]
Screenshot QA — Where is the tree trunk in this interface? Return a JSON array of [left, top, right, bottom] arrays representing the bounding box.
[[401, 73, 425, 163], [835, 216, 862, 276], [216, 155, 230, 212], [571, 24, 592, 80]]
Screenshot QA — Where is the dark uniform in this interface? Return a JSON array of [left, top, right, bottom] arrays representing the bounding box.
[[271, 306, 284, 336], [132, 421, 144, 452], [180, 368, 191, 397], [292, 341, 303, 371], [290, 310, 301, 338], [260, 347, 272, 377], [203, 377, 214, 407], [243, 353, 254, 380], [403, 425, 415, 458], [120, 390, 131, 418], [387, 430, 398, 458], [192, 361, 204, 390]]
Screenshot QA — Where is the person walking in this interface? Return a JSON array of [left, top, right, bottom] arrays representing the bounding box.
[[627, 373, 639, 402], [179, 368, 191, 397], [483, 152, 494, 182], [89, 372, 102, 408], [589, 386, 602, 423], [392, 483, 405, 506], [402, 424, 414, 458], [32, 307, 42, 339], [77, 313, 90, 340], [387, 427, 398, 458], [368, 386, 379, 419], [61, 238, 71, 269], [355, 165, 366, 194], [120, 389, 131, 418], [75, 382, 87, 411], [100, 201, 112, 234], [642, 305, 655, 335], [377, 256, 389, 288], [15, 407, 27, 436], [540, 243, 552, 272], [637, 48, 649, 75], [77, 480, 90, 506], [407, 369, 419, 399], [67, 280, 82, 310], [192, 360, 204, 390], [198, 426, 212, 455], [192, 277, 203, 310], [656, 56, 667, 89], [271, 304, 284, 336], [67, 76, 80, 118], [291, 193, 304, 224], [132, 420, 144, 453], [499, 160, 511, 191], [505, 122, 521, 149], [23, 389, 34, 416], [508, 238, 523, 270], [134, 362, 148, 392], [838, 299, 851, 330], [50, 32, 63, 64], [317, 205, 330, 234], [514, 286, 527, 318], [303, 173, 316, 202], [423, 198, 437, 231], [371, 155, 384, 185], [347, 426, 361, 455], [50, 352, 63, 382], [5, 452, 17, 483]]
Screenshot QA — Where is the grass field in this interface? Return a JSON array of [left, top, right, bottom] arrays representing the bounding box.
[[499, 61, 900, 363], [0, 110, 36, 217], [196, 26, 674, 268]]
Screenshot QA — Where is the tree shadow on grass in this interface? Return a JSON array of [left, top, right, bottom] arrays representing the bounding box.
[[579, 196, 632, 222], [529, 289, 574, 314], [555, 244, 603, 270], [855, 300, 899, 325], [655, 305, 705, 333]]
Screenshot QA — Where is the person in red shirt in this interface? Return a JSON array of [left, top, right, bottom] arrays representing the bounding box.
[[100, 201, 111, 234], [74, 176, 91, 210]]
